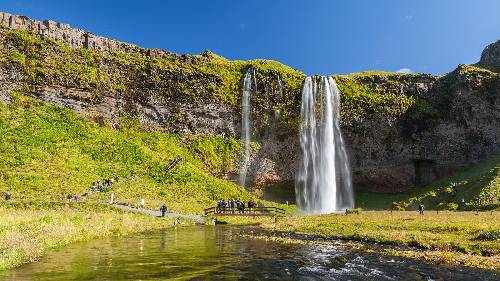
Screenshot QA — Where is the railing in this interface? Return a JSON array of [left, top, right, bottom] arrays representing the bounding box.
[[204, 206, 286, 217]]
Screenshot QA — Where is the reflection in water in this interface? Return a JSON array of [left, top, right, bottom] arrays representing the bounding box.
[[1, 226, 498, 280]]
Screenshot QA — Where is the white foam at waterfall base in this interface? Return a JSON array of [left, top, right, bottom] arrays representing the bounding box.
[[295, 76, 354, 214]]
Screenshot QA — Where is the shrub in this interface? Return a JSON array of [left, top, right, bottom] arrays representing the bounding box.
[[345, 208, 363, 214], [463, 202, 500, 211], [475, 230, 500, 241], [437, 202, 459, 211]]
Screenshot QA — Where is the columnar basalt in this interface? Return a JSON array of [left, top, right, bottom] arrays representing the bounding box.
[[0, 12, 141, 54]]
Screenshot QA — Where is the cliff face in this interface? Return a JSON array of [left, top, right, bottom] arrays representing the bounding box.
[[479, 40, 500, 70], [337, 67, 500, 191], [1, 12, 499, 194]]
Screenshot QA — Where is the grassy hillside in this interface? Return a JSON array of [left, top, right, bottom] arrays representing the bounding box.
[[356, 154, 500, 211], [0, 94, 251, 213]]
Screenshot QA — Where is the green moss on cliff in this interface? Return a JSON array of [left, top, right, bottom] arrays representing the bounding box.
[[4, 26, 451, 133], [334, 72, 418, 119], [0, 26, 305, 130]]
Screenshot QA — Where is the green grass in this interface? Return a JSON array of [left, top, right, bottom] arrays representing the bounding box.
[[253, 211, 500, 269], [271, 211, 500, 256], [0, 94, 253, 214]]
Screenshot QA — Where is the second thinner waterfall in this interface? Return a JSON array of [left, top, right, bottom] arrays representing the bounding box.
[[295, 76, 354, 214], [239, 69, 256, 187]]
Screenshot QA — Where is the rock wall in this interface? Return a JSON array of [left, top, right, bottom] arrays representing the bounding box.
[[344, 67, 500, 192], [1, 12, 499, 196]]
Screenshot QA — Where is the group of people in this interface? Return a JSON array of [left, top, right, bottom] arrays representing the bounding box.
[[474, 196, 496, 204], [216, 199, 254, 214], [91, 176, 119, 192], [66, 193, 80, 202]]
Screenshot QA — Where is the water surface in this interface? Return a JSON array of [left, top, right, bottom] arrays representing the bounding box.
[[2, 226, 498, 280]]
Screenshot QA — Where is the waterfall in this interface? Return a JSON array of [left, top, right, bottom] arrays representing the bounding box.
[[275, 75, 283, 121], [295, 76, 354, 214], [239, 69, 255, 187]]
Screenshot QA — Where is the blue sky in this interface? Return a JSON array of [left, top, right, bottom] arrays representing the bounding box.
[[1, 0, 499, 75]]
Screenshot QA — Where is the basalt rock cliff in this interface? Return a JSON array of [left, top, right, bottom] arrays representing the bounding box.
[[0, 12, 499, 197]]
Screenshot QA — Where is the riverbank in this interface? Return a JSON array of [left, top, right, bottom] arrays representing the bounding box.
[[0, 202, 192, 271], [220, 211, 500, 270]]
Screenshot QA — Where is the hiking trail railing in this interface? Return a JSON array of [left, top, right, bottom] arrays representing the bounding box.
[[203, 206, 286, 217]]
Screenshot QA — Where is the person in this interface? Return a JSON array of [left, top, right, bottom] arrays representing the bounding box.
[[248, 200, 253, 213], [229, 199, 235, 214], [391, 201, 398, 214], [241, 201, 245, 214], [67, 194, 73, 202], [140, 197, 145, 209], [160, 204, 168, 217], [109, 192, 115, 204], [74, 194, 79, 202], [418, 203, 424, 215], [5, 193, 11, 201], [236, 199, 241, 214], [115, 175, 119, 183], [91, 182, 96, 191]]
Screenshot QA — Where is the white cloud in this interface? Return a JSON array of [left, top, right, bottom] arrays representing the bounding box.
[[404, 15, 414, 21], [396, 68, 413, 74]]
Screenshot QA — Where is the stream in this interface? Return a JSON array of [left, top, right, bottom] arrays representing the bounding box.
[[1, 226, 498, 280]]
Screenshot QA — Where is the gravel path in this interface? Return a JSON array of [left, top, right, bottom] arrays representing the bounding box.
[[110, 203, 205, 224]]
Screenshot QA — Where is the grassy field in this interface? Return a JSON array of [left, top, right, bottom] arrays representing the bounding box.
[[0, 202, 193, 271], [220, 211, 500, 269]]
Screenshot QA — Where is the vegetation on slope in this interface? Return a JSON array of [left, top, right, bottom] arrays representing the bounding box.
[[334, 71, 421, 119], [0, 94, 251, 213]]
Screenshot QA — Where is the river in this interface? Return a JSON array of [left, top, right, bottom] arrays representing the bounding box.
[[1, 226, 498, 280]]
